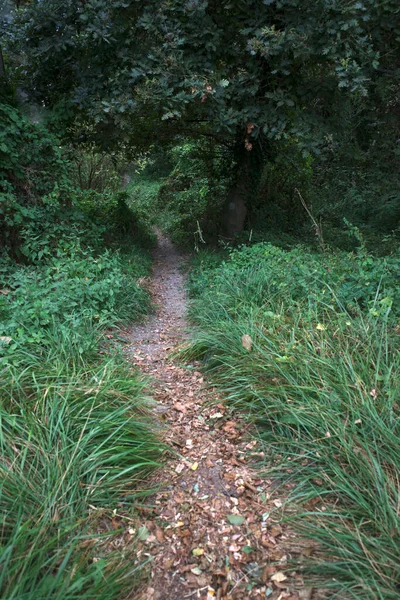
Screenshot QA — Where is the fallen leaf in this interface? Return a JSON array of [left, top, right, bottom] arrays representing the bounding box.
[[174, 492, 187, 504], [222, 421, 237, 433], [210, 412, 224, 419], [163, 558, 174, 570], [145, 534, 156, 543], [51, 507, 60, 523], [227, 514, 245, 526], [241, 334, 253, 351], [137, 526, 149, 541], [262, 565, 276, 583], [271, 571, 287, 583], [270, 525, 283, 537], [155, 526, 165, 543]]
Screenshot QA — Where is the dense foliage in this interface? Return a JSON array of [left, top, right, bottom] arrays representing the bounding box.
[[4, 0, 399, 237], [151, 141, 230, 245], [1, 1, 400, 597], [9, 0, 398, 139], [0, 96, 161, 597], [186, 243, 400, 598]]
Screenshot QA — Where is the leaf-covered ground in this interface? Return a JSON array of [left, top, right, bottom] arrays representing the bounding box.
[[125, 233, 322, 600]]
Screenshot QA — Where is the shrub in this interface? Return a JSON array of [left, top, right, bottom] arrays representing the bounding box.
[[0, 103, 70, 199], [189, 243, 400, 318], [0, 99, 161, 598], [0, 195, 158, 596], [0, 248, 150, 349]]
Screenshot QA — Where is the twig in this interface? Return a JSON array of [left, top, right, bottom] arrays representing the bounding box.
[[296, 188, 326, 252], [184, 585, 209, 598]]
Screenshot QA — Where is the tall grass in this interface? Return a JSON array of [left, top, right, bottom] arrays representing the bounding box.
[[0, 231, 163, 597], [185, 247, 400, 599], [0, 326, 163, 599]]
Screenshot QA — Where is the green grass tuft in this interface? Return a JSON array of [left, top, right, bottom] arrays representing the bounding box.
[[186, 243, 400, 599], [0, 330, 163, 599]]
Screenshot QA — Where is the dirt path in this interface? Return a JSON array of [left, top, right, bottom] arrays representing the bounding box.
[[126, 232, 313, 600]]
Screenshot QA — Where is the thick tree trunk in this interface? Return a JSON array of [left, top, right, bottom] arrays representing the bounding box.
[[222, 139, 263, 238], [223, 186, 248, 238]]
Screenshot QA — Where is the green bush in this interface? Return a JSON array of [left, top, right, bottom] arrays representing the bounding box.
[[0, 103, 70, 199], [76, 188, 157, 249], [189, 243, 400, 318], [0, 190, 158, 596], [126, 177, 161, 222], [186, 243, 400, 599], [0, 248, 150, 349]]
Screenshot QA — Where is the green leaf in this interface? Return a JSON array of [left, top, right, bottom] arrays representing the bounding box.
[[137, 525, 150, 540], [227, 514, 245, 526]]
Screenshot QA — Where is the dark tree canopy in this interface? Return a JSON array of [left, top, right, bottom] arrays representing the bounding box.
[[6, 0, 399, 151], [2, 0, 399, 235]]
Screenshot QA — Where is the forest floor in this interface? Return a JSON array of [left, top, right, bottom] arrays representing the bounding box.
[[125, 232, 317, 600]]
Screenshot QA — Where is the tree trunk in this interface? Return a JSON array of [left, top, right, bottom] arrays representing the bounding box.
[[0, 45, 7, 81], [223, 186, 248, 238], [222, 139, 263, 238]]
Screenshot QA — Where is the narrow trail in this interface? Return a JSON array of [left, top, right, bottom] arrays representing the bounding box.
[[126, 232, 313, 600]]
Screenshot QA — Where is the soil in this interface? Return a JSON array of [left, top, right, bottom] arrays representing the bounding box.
[[125, 231, 318, 600]]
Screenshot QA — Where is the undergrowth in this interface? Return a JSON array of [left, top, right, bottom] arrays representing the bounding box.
[[0, 228, 162, 597], [0, 332, 161, 599], [0, 102, 163, 598], [0, 217, 162, 597], [185, 242, 400, 599]]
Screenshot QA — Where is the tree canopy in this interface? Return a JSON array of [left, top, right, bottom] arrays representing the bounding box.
[[6, 0, 399, 151]]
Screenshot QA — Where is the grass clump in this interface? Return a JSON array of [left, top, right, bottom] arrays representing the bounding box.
[[0, 188, 163, 597], [0, 333, 161, 599], [186, 242, 400, 599]]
